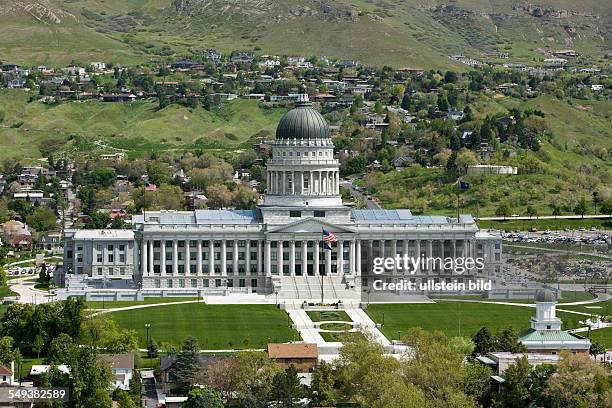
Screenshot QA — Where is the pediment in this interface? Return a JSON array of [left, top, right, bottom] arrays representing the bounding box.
[[267, 217, 355, 234]]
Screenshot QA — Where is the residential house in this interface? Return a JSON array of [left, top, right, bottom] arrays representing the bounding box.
[[337, 59, 360, 68], [467, 165, 517, 175], [366, 160, 382, 173], [1, 220, 33, 248], [100, 94, 136, 103], [99, 353, 134, 391], [170, 59, 201, 71], [591, 84, 604, 91], [7, 78, 27, 89], [267, 343, 318, 372], [30, 365, 70, 386], [447, 109, 465, 121], [392, 156, 414, 169], [230, 52, 254, 64], [39, 231, 62, 251], [477, 352, 561, 386], [0, 362, 15, 385], [90, 62, 106, 71], [65, 66, 86, 76], [203, 49, 222, 62]]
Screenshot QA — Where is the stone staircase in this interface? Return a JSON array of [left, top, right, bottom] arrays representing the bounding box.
[[273, 275, 360, 302]]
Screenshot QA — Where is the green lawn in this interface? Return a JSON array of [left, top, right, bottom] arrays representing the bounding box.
[[0, 285, 17, 298], [85, 297, 200, 309], [319, 331, 367, 343], [306, 310, 352, 322], [366, 301, 583, 339], [559, 300, 611, 316], [587, 328, 612, 349], [109, 304, 300, 349]]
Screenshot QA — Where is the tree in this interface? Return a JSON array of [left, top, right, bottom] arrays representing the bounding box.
[[147, 338, 159, 359], [461, 362, 492, 408], [472, 327, 496, 356], [183, 386, 224, 408], [234, 351, 281, 403], [80, 316, 138, 353], [590, 340, 606, 360], [311, 361, 336, 407], [194, 356, 239, 403], [401, 93, 411, 110], [526, 205, 538, 220], [444, 71, 458, 83], [497, 327, 526, 353], [545, 351, 611, 408], [495, 356, 532, 408], [574, 197, 589, 218], [171, 336, 201, 386], [27, 206, 57, 231], [0, 336, 22, 367], [46, 333, 74, 364], [495, 202, 511, 220], [114, 388, 137, 408], [600, 198, 612, 217], [206, 184, 232, 209], [455, 148, 478, 176], [270, 365, 302, 408]]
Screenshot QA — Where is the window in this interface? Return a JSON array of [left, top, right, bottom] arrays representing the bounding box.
[[107, 254, 114, 263], [167, 279, 173, 288], [154, 279, 160, 288], [251, 278, 258, 287], [191, 279, 197, 288], [107, 244, 113, 251], [239, 279, 246, 288], [290, 210, 301, 217], [97, 267, 103, 275], [120, 244, 126, 251], [227, 279, 233, 288], [215, 279, 222, 287], [179, 279, 185, 288], [97, 253, 103, 263], [314, 210, 325, 217], [120, 254, 126, 262], [495, 243, 501, 250], [154, 265, 160, 273]]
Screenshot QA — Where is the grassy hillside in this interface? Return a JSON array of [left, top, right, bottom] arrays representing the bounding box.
[[0, 89, 284, 160], [360, 94, 612, 217], [0, 1, 608, 67]]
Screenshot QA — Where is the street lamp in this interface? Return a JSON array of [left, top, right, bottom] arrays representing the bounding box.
[[275, 291, 279, 306], [382, 312, 385, 326], [397, 331, 401, 342]]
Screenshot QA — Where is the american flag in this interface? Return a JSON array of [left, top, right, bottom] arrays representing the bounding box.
[[322, 229, 337, 250]]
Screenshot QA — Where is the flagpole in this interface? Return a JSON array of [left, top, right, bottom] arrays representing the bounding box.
[[320, 230, 324, 304]]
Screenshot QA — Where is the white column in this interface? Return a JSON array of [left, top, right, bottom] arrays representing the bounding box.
[[289, 240, 295, 276], [141, 239, 148, 276], [318, 171, 322, 195], [300, 172, 304, 195], [356, 240, 362, 276], [302, 240, 308, 275], [161, 240, 167, 275], [209, 240, 215, 275], [172, 240, 178, 276], [265, 240, 271, 276], [246, 240, 251, 274], [148, 240, 154, 275], [337, 240, 344, 274], [309, 171, 314, 194], [197, 240, 202, 276], [282, 172, 286, 195], [257, 240, 263, 274], [185, 240, 191, 275], [233, 240, 239, 273], [403, 240, 409, 274], [427, 240, 433, 273], [380, 240, 385, 258], [335, 171, 340, 195], [452, 240, 456, 259], [349, 240, 355, 275], [314, 240, 320, 275], [391, 240, 397, 273], [221, 239, 227, 276], [277, 240, 284, 275], [291, 172, 295, 195]]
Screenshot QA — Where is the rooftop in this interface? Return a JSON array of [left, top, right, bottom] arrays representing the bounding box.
[[71, 230, 134, 240], [98, 353, 135, 370], [267, 343, 318, 359]]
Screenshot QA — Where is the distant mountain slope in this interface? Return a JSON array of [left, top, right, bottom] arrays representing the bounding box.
[[0, 1, 609, 66]]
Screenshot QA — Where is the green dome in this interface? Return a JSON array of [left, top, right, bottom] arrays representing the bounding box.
[[535, 289, 556, 302], [275, 105, 330, 140]]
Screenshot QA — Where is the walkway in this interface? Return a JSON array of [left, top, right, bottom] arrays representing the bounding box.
[[8, 276, 52, 304]]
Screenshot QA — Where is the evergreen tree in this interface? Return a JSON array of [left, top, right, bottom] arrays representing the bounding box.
[[171, 336, 201, 386], [311, 361, 336, 407], [271, 365, 302, 408]]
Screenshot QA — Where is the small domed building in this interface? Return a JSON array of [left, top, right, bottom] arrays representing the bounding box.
[[519, 289, 591, 355], [62, 89, 503, 301]]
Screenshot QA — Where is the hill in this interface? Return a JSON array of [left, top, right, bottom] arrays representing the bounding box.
[[0, 89, 284, 161], [0, 1, 609, 67]]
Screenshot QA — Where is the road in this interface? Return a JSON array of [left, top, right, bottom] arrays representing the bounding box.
[[477, 215, 612, 221], [341, 180, 381, 209]]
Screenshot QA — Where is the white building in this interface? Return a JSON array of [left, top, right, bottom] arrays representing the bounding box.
[[99, 353, 134, 391], [59, 89, 502, 301], [467, 165, 518, 175]]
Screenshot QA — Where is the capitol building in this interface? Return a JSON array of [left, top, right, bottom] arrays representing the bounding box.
[[60, 91, 502, 301]]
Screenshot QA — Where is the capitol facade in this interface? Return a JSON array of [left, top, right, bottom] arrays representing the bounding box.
[[60, 91, 502, 301]]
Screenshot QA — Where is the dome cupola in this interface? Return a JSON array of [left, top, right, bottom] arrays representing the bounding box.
[[275, 85, 330, 140]]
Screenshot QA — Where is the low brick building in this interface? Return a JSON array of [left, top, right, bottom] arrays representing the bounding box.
[[267, 343, 318, 372]]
